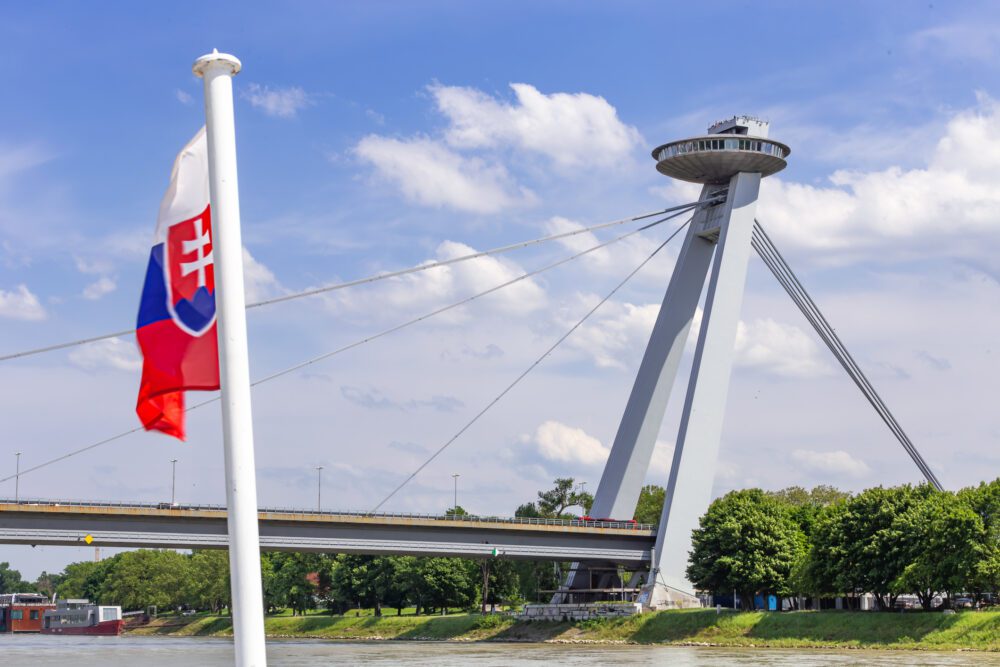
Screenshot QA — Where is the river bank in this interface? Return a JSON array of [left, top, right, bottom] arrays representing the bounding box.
[[128, 609, 1000, 651]]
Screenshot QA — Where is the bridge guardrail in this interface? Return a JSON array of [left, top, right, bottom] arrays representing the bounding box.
[[0, 498, 654, 531]]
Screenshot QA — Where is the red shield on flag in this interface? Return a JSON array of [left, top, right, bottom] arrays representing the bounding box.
[[163, 205, 216, 336]]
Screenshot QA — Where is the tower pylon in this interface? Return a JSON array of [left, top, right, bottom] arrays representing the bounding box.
[[556, 116, 790, 608]]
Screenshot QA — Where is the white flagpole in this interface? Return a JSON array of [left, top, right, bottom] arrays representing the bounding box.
[[193, 49, 267, 667]]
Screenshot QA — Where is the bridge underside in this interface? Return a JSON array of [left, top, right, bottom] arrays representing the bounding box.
[[0, 502, 653, 566]]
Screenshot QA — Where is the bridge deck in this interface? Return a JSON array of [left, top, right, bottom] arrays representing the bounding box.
[[0, 500, 656, 566]]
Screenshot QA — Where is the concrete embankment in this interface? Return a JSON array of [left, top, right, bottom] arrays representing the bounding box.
[[128, 609, 1000, 650]]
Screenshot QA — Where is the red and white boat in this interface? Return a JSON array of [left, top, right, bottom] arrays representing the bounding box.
[[41, 599, 124, 636]]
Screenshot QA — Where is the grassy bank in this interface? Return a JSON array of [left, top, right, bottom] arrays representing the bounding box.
[[129, 608, 1000, 650]]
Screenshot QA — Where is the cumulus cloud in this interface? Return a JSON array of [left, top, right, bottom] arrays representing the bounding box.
[[82, 276, 116, 300], [791, 449, 871, 478], [341, 386, 463, 412], [242, 83, 310, 118], [0, 145, 49, 182], [175, 89, 194, 106], [759, 95, 1000, 260], [734, 317, 831, 378], [68, 337, 141, 372], [354, 82, 639, 212], [325, 239, 546, 323], [532, 420, 610, 466], [0, 284, 46, 320], [544, 216, 663, 275], [566, 298, 826, 378], [566, 299, 660, 370], [354, 135, 533, 213], [243, 247, 282, 303], [431, 83, 642, 168]]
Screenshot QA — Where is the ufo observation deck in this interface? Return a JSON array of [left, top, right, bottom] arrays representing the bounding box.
[[651, 135, 790, 184]]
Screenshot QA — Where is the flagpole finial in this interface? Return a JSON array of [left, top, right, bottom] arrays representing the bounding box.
[[193, 50, 241, 77]]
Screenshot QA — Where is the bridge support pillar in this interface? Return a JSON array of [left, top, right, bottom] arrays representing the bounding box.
[[556, 170, 762, 607]]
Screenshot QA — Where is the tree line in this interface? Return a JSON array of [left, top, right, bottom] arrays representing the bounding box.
[[684, 480, 1000, 610]]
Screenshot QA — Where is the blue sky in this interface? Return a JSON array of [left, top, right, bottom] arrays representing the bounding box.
[[2, 2, 1000, 577]]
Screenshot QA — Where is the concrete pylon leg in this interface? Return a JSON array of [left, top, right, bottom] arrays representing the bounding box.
[[553, 186, 719, 603], [643, 171, 761, 609]]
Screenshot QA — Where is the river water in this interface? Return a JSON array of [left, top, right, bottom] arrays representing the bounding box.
[[0, 635, 996, 665]]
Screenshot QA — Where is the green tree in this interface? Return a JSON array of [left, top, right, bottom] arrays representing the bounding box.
[[33, 571, 63, 598], [959, 479, 1000, 597], [402, 557, 475, 614], [633, 485, 665, 525], [686, 489, 806, 609], [769, 485, 850, 538], [893, 490, 985, 609], [186, 550, 230, 612], [265, 553, 325, 615], [0, 562, 29, 594], [514, 502, 541, 518], [55, 560, 108, 601], [98, 550, 190, 610], [807, 485, 931, 610], [329, 554, 370, 614], [479, 556, 521, 611], [536, 478, 593, 518]]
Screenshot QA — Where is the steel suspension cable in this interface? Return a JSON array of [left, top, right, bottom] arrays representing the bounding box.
[[751, 229, 942, 489], [0, 210, 691, 486], [750, 220, 943, 490], [750, 228, 941, 489], [369, 218, 692, 514], [0, 200, 712, 364]]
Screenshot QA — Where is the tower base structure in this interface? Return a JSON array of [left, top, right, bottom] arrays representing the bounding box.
[[636, 582, 701, 611]]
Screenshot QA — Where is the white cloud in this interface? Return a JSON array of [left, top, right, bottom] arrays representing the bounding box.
[[432, 83, 642, 168], [544, 216, 663, 276], [533, 420, 609, 466], [734, 317, 831, 378], [175, 89, 194, 106], [243, 247, 282, 303], [82, 276, 116, 300], [68, 337, 141, 372], [0, 284, 46, 320], [567, 298, 826, 378], [759, 95, 1000, 260], [567, 299, 659, 370], [242, 83, 310, 118], [0, 145, 49, 182], [649, 439, 675, 479], [325, 239, 546, 322], [907, 22, 1000, 62], [354, 135, 533, 213], [74, 257, 113, 275], [791, 449, 871, 478]]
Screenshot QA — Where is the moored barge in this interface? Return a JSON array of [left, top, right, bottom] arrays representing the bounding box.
[[42, 599, 124, 636]]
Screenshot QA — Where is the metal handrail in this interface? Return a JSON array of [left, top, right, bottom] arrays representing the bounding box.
[[0, 497, 654, 531]]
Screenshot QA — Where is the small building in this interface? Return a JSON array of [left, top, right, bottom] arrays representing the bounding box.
[[0, 593, 56, 633]]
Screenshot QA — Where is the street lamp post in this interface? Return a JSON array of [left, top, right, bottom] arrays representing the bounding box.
[[316, 466, 323, 512], [15, 452, 21, 503], [452, 473, 460, 514], [170, 459, 178, 505]]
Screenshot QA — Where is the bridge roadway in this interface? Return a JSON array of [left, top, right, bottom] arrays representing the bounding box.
[[0, 500, 655, 566]]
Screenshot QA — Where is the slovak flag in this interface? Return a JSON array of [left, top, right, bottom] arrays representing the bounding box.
[[135, 128, 220, 440]]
